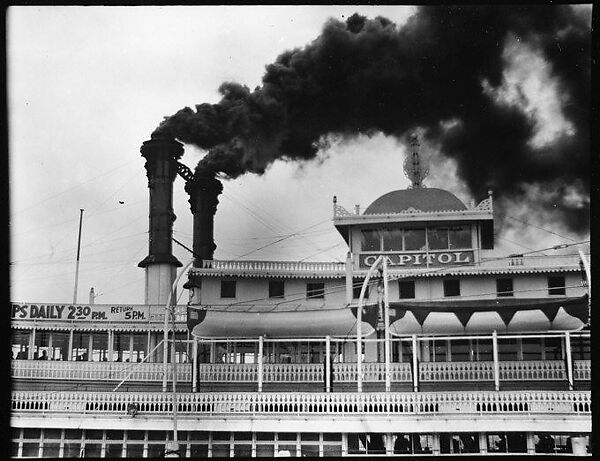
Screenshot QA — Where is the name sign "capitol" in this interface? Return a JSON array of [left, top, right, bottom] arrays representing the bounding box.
[[360, 251, 474, 268]]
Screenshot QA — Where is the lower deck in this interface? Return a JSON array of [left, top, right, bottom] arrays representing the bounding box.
[[10, 427, 592, 457]]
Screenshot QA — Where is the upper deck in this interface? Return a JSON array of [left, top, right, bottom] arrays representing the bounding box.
[[188, 254, 586, 279]]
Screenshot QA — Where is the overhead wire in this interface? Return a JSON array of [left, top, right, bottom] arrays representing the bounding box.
[[223, 188, 342, 261], [501, 214, 578, 243]]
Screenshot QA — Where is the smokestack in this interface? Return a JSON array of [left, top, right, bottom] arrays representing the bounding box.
[[184, 170, 223, 267], [138, 136, 183, 305]]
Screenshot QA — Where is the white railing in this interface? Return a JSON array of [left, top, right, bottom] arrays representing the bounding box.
[[499, 360, 566, 381], [194, 260, 346, 273], [12, 390, 590, 416], [198, 364, 258, 382], [420, 360, 567, 382], [420, 361, 495, 381], [13, 360, 590, 384], [11, 360, 192, 382], [574, 360, 591, 381]]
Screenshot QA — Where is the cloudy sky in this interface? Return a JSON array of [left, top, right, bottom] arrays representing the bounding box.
[[8, 6, 590, 305]]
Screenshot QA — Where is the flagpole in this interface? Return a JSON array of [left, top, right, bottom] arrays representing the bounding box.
[[72, 208, 84, 304]]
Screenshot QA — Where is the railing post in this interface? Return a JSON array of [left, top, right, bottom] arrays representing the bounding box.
[[565, 332, 573, 390], [325, 336, 331, 393], [192, 338, 198, 393], [492, 330, 500, 391], [383, 258, 391, 392], [412, 335, 418, 392], [258, 336, 264, 392]]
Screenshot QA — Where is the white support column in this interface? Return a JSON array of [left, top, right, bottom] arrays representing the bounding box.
[[67, 329, 74, 361], [147, 331, 151, 360], [162, 327, 169, 392], [382, 257, 391, 392], [88, 333, 94, 361], [47, 332, 53, 360], [325, 335, 331, 393], [28, 328, 36, 360], [526, 433, 535, 455], [479, 433, 487, 454], [258, 336, 264, 392], [565, 331, 573, 390], [345, 252, 353, 304], [412, 334, 418, 392], [192, 338, 198, 393], [210, 340, 215, 363], [107, 330, 113, 362], [492, 330, 500, 391]]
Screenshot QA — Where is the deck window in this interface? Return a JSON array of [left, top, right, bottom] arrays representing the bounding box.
[[498, 338, 519, 361], [450, 339, 470, 362], [521, 338, 543, 360], [487, 433, 527, 453], [393, 434, 434, 454], [475, 338, 493, 361], [404, 228, 426, 251], [399, 280, 415, 299], [544, 337, 563, 360], [443, 279, 460, 297], [548, 276, 566, 295], [382, 229, 403, 251], [427, 227, 449, 250], [221, 280, 237, 298], [449, 226, 472, 249], [361, 229, 382, 251], [432, 339, 448, 362], [496, 278, 514, 297], [34, 330, 50, 360], [347, 433, 386, 455], [72, 332, 91, 361], [572, 335, 590, 360], [307, 282, 325, 299], [268, 280, 285, 298], [440, 433, 479, 454], [11, 329, 30, 360], [131, 333, 148, 363], [91, 332, 109, 362]]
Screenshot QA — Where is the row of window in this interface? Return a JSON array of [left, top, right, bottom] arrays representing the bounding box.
[[11, 428, 590, 457], [360, 226, 472, 252], [11, 330, 190, 362], [218, 276, 568, 300], [197, 335, 590, 364], [12, 329, 590, 364]]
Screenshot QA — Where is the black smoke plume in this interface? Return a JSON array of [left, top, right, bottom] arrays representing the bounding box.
[[153, 5, 591, 234]]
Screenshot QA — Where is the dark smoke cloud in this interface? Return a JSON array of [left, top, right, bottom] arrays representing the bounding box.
[[153, 5, 591, 233]]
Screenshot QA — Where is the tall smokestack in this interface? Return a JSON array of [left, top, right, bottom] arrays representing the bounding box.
[[185, 170, 223, 267], [138, 136, 183, 304]]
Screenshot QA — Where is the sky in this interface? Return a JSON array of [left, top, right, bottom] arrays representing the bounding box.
[[8, 6, 591, 305]]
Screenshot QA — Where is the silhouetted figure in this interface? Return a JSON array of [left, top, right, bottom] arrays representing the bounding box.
[[394, 435, 411, 453], [39, 350, 48, 360]]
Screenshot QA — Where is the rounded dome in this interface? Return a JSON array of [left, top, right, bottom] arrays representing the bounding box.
[[364, 188, 466, 214]]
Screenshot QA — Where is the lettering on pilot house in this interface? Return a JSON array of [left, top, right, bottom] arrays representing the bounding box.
[[11, 304, 148, 321], [360, 251, 474, 268]]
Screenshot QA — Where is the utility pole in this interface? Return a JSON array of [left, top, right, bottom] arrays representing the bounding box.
[[72, 209, 84, 304]]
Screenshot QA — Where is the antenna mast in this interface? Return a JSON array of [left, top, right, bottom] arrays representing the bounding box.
[[403, 134, 429, 188]]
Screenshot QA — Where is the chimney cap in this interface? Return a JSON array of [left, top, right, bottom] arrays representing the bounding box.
[[140, 137, 184, 160]]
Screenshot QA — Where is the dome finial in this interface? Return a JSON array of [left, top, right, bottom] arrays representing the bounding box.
[[403, 133, 429, 188]]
